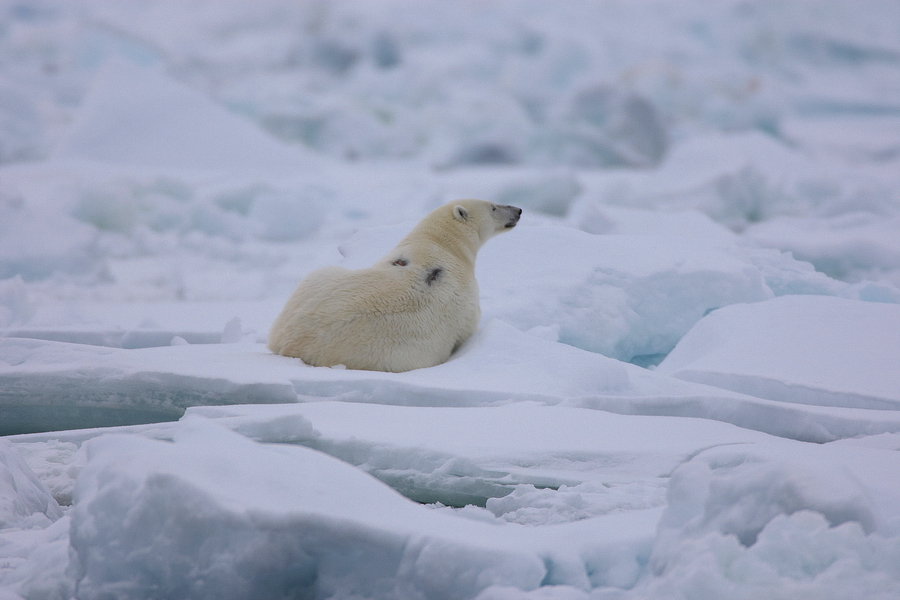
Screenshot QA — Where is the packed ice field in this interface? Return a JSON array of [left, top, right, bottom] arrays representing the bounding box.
[[2, 1, 900, 599]]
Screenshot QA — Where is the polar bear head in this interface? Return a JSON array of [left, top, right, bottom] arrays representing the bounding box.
[[441, 199, 521, 263], [451, 199, 522, 244], [393, 199, 521, 267]]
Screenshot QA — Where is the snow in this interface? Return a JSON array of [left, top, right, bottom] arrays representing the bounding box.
[[2, 0, 900, 598], [657, 295, 900, 410]]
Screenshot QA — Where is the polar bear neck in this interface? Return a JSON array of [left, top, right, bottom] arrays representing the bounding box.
[[396, 221, 481, 268]]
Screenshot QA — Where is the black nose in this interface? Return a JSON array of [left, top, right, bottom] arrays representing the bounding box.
[[505, 206, 522, 228]]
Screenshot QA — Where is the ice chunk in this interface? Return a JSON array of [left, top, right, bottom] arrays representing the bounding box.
[[3, 298, 284, 349], [69, 419, 546, 600], [185, 401, 774, 516], [639, 440, 900, 599], [0, 276, 34, 327], [567, 85, 668, 167], [371, 31, 401, 69], [53, 60, 312, 173], [479, 225, 775, 363], [572, 204, 736, 240], [0, 328, 224, 350], [737, 245, 851, 297], [745, 213, 900, 286], [0, 207, 99, 282], [0, 515, 72, 600], [248, 187, 324, 241], [0, 338, 298, 435], [67, 416, 667, 597], [219, 317, 243, 343], [446, 141, 521, 167], [657, 295, 900, 410], [781, 114, 900, 163], [576, 131, 821, 230], [536, 85, 668, 168], [0, 440, 63, 530], [10, 440, 83, 507]]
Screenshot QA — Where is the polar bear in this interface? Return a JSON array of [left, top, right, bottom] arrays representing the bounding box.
[[268, 199, 522, 372]]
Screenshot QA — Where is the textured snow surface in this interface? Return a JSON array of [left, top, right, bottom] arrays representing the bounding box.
[[3, 0, 900, 598], [657, 295, 900, 410]]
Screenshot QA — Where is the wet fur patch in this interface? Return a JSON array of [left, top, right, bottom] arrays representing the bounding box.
[[425, 267, 442, 286]]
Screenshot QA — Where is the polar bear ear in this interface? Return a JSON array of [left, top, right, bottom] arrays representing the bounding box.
[[453, 205, 469, 222]]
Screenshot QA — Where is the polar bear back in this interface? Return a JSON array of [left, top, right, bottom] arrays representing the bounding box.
[[268, 260, 479, 372]]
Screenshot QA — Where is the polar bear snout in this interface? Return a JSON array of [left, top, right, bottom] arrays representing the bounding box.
[[498, 204, 522, 228]]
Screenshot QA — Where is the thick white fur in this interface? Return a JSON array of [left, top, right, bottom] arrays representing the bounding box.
[[268, 199, 521, 372]]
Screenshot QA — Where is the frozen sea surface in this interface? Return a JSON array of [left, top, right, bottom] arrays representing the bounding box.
[[2, 1, 900, 598]]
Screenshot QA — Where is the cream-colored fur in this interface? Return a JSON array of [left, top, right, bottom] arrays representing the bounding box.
[[268, 199, 521, 372]]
